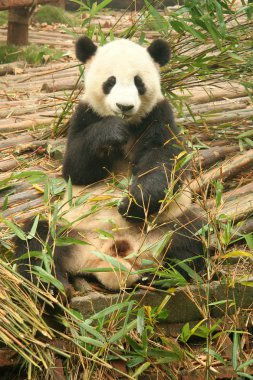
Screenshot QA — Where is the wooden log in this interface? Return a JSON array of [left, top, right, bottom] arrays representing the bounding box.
[[0, 135, 34, 150], [206, 182, 253, 212], [190, 149, 253, 193], [0, 0, 53, 10], [0, 62, 25, 76], [181, 96, 250, 116], [0, 158, 18, 172], [0, 189, 40, 207], [217, 192, 253, 222], [2, 197, 43, 217], [0, 117, 53, 134], [174, 82, 249, 105], [195, 145, 240, 170], [235, 217, 253, 235], [7, 7, 32, 46], [177, 108, 253, 127], [41, 81, 82, 93]]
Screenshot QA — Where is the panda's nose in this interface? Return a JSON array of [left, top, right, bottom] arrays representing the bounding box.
[[116, 103, 134, 112]]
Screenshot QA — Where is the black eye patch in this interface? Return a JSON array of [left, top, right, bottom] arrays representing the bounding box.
[[102, 76, 116, 94], [134, 75, 146, 95]]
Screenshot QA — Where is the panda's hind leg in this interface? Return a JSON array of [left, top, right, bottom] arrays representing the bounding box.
[[14, 219, 72, 297]]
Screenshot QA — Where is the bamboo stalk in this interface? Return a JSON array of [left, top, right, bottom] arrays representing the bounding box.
[[195, 145, 240, 170], [0, 117, 53, 134], [0, 189, 40, 207], [216, 192, 253, 222], [190, 149, 253, 193], [0, 135, 34, 150], [2, 197, 43, 217], [177, 108, 253, 127]]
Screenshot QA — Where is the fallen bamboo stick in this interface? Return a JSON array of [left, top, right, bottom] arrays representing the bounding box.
[[0, 117, 53, 134], [234, 217, 253, 235], [41, 81, 82, 93], [0, 158, 18, 172], [0, 189, 41, 208], [2, 197, 44, 217], [174, 83, 249, 104], [195, 145, 240, 170], [190, 149, 253, 193], [177, 108, 253, 127], [216, 192, 253, 222], [180, 96, 251, 117], [0, 135, 34, 150]]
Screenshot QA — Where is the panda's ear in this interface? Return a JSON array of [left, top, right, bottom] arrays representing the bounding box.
[[147, 39, 171, 67], [75, 36, 97, 63]]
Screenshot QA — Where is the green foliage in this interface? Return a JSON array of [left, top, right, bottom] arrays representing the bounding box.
[[0, 10, 7, 26], [0, 44, 63, 64], [143, 0, 253, 109], [33, 5, 79, 26]]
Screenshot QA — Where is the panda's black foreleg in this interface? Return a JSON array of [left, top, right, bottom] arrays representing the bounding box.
[[118, 161, 177, 220], [63, 102, 129, 185]]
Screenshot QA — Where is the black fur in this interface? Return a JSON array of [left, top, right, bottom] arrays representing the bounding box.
[[63, 99, 184, 219], [102, 76, 116, 94], [75, 36, 97, 63], [147, 39, 171, 66], [134, 75, 146, 95], [163, 209, 206, 276], [63, 103, 129, 185], [14, 220, 71, 292]]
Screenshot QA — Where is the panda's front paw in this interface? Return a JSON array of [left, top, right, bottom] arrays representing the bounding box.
[[105, 117, 129, 147], [118, 196, 145, 222]]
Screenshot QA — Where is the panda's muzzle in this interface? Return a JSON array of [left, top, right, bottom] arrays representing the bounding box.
[[116, 103, 134, 113]]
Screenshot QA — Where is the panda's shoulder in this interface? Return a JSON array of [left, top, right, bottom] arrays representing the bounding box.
[[151, 99, 174, 122], [69, 101, 102, 133]]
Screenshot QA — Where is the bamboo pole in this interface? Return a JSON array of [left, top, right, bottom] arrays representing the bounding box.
[[190, 149, 253, 193]]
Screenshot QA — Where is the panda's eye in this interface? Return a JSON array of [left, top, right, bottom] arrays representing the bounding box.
[[134, 75, 146, 95], [103, 76, 116, 94]]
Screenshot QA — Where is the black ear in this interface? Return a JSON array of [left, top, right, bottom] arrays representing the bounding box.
[[75, 36, 97, 63], [147, 39, 171, 66]]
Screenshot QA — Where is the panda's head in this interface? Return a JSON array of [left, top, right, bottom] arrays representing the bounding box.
[[76, 36, 171, 121]]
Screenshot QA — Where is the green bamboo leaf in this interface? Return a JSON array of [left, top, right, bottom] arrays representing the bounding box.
[[109, 320, 137, 344], [33, 266, 65, 292], [137, 308, 145, 336], [132, 362, 150, 378], [237, 358, 253, 371], [144, 0, 168, 36], [55, 237, 89, 246], [90, 250, 129, 271], [81, 322, 106, 343], [87, 301, 135, 323], [78, 336, 105, 348], [27, 215, 40, 239], [2, 219, 27, 240]]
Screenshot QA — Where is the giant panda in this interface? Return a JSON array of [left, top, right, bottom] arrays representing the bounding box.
[[15, 37, 205, 293]]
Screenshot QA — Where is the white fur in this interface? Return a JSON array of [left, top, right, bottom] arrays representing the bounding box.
[[82, 39, 163, 122], [60, 181, 191, 290]]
